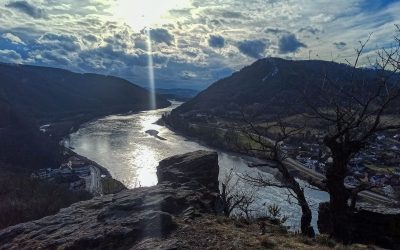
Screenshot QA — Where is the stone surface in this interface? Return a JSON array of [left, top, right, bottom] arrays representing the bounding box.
[[0, 150, 220, 250], [157, 150, 219, 193]]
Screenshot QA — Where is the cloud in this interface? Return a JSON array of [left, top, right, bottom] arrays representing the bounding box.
[[38, 33, 81, 51], [1, 32, 25, 44], [221, 11, 244, 19], [148, 28, 174, 45], [179, 71, 197, 80], [6, 1, 47, 19], [237, 40, 268, 59], [265, 27, 287, 34], [33, 50, 73, 65], [82, 34, 98, 43], [201, 8, 244, 19], [333, 42, 347, 49], [278, 34, 307, 53], [208, 35, 225, 48], [134, 37, 147, 50], [0, 0, 400, 90], [0, 49, 22, 63], [298, 26, 321, 35]]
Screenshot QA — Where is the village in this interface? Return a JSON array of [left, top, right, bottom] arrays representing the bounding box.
[[31, 156, 104, 196], [284, 132, 400, 199], [165, 111, 400, 201]]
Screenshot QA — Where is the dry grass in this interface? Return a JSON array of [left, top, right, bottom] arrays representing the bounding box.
[[160, 215, 379, 249]]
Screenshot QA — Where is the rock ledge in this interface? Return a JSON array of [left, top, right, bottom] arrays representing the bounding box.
[[0, 150, 219, 250]]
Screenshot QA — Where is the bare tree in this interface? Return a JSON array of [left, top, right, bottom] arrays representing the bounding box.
[[237, 115, 315, 237], [303, 29, 400, 243], [236, 188, 257, 220], [219, 169, 255, 218]]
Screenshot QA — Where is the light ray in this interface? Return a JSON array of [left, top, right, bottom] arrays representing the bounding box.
[[146, 28, 156, 110]]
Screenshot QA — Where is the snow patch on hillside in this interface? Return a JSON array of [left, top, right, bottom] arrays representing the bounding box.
[[262, 65, 279, 82]]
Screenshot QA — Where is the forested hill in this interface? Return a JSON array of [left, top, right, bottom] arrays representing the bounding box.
[[0, 63, 169, 171], [173, 57, 395, 117], [0, 63, 170, 120]]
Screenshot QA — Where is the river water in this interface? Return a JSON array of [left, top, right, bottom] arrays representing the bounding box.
[[65, 101, 329, 231]]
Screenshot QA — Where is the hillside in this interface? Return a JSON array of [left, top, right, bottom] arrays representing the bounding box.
[[0, 97, 61, 170], [173, 58, 394, 118], [0, 63, 170, 170], [0, 63, 170, 121], [0, 64, 170, 229]]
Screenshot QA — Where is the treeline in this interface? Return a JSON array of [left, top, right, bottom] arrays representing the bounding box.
[[0, 97, 62, 171], [0, 170, 91, 230], [0, 98, 93, 229]]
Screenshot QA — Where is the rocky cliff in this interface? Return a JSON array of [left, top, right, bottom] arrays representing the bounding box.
[[0, 151, 220, 249]]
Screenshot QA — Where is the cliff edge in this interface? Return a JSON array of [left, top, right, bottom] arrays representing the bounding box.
[[0, 151, 219, 249]]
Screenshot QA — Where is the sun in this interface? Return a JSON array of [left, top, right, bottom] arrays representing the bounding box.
[[113, 0, 191, 31]]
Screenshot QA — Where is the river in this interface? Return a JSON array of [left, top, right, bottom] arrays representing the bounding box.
[[65, 101, 329, 231]]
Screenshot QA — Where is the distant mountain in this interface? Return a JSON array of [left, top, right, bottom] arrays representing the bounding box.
[[0, 63, 170, 121], [173, 58, 392, 117], [155, 88, 200, 101]]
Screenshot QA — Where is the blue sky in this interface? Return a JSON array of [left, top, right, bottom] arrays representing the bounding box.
[[0, 0, 399, 89]]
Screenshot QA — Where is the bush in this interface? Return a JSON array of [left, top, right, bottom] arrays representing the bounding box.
[[315, 234, 336, 248], [267, 204, 289, 225], [101, 177, 126, 194]]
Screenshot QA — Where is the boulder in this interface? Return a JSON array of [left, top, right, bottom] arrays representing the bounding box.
[[157, 150, 219, 193], [0, 151, 220, 249]]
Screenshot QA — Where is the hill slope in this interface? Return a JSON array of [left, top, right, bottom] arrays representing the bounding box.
[[0, 63, 170, 170], [0, 63, 170, 120], [173, 58, 386, 117]]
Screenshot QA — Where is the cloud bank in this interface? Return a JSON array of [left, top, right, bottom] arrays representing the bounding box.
[[0, 0, 399, 89]]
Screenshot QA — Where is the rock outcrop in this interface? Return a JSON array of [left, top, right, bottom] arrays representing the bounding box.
[[157, 150, 219, 193], [0, 150, 220, 250]]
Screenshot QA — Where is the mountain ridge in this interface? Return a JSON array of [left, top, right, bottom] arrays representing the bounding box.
[[0, 62, 170, 121], [173, 57, 390, 117]]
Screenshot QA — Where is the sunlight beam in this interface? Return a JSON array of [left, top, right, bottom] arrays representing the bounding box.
[[146, 28, 156, 110]]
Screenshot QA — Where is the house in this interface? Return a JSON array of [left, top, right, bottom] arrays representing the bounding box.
[[69, 178, 86, 190], [59, 166, 72, 176], [31, 168, 52, 179], [370, 175, 387, 187], [377, 135, 386, 141], [72, 166, 90, 177], [68, 156, 86, 168]]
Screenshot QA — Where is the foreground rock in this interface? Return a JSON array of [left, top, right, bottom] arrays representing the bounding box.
[[0, 151, 219, 249]]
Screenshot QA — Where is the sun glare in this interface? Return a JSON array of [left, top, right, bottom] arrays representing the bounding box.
[[113, 0, 191, 31]]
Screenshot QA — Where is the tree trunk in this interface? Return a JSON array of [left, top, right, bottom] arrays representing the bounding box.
[[277, 160, 315, 237], [299, 191, 315, 237], [326, 152, 351, 243]]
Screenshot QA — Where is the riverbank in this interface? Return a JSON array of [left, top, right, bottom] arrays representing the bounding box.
[[160, 114, 320, 181], [44, 102, 172, 195], [162, 114, 398, 206]]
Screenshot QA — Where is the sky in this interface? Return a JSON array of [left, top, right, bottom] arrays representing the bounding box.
[[0, 0, 399, 90]]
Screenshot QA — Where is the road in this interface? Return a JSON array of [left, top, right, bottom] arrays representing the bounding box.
[[284, 157, 397, 205]]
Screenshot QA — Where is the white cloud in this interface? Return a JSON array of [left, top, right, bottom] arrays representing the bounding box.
[[1, 32, 25, 44], [0, 49, 22, 63], [0, 0, 399, 88]]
